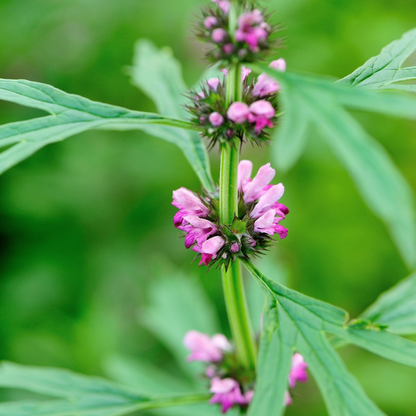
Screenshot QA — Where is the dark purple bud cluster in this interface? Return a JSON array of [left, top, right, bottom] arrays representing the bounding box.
[[172, 160, 289, 269], [196, 1, 281, 64], [186, 62, 285, 148]]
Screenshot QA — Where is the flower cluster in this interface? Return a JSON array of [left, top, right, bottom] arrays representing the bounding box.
[[197, 1, 280, 64], [184, 330, 308, 413], [172, 160, 288, 268], [187, 60, 285, 147]]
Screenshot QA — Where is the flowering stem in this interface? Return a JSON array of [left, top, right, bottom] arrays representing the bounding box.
[[219, 6, 257, 369]]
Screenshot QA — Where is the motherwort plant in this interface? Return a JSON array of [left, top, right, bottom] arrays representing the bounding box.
[[0, 0, 415, 415]]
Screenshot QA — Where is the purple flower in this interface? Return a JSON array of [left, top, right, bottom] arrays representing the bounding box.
[[242, 162, 275, 203], [172, 187, 210, 227], [238, 9, 264, 28], [210, 377, 246, 413], [184, 331, 231, 362], [204, 16, 218, 29], [227, 102, 250, 124], [212, 28, 227, 43], [212, 0, 230, 14], [207, 78, 220, 91], [289, 353, 308, 388], [209, 112, 224, 127]]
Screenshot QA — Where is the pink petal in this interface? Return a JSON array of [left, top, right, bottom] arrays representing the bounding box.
[[237, 160, 253, 191], [251, 184, 285, 218], [243, 163, 275, 203]]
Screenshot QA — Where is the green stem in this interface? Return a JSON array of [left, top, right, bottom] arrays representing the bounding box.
[[138, 393, 211, 411], [218, 4, 257, 369], [222, 260, 257, 370]]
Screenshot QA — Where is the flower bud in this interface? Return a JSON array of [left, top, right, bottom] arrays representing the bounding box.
[[227, 102, 249, 124], [270, 58, 287, 71], [207, 78, 220, 91], [209, 112, 224, 127], [204, 16, 218, 29], [249, 100, 276, 118], [212, 28, 227, 43]]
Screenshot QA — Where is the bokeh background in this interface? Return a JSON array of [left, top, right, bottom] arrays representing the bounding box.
[[0, 0, 415, 415]]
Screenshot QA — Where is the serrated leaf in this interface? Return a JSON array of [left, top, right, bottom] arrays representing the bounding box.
[[339, 28, 416, 90], [0, 78, 195, 175], [361, 272, 416, 335], [243, 260, 416, 416], [129, 39, 214, 192], [253, 64, 416, 268]]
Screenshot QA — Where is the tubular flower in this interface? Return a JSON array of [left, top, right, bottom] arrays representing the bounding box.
[[186, 63, 281, 147], [196, 2, 281, 64], [172, 160, 288, 268], [183, 331, 308, 413]]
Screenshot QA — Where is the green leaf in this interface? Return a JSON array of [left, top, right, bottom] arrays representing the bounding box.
[[0, 362, 143, 399], [243, 260, 416, 416], [0, 78, 195, 175], [254, 64, 416, 268], [129, 39, 214, 192], [0, 362, 210, 416], [361, 272, 416, 335], [339, 28, 416, 91], [247, 295, 294, 416]]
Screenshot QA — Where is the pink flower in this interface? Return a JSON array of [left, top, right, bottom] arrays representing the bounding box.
[[212, 28, 227, 43], [204, 16, 218, 29], [212, 0, 230, 14], [252, 73, 280, 97], [242, 162, 275, 203], [180, 215, 218, 249], [222, 43, 234, 54], [184, 331, 231, 363], [248, 100, 276, 133], [210, 377, 246, 413], [251, 184, 285, 218], [196, 236, 226, 266], [208, 78, 220, 91], [253, 209, 287, 238], [252, 59, 286, 97], [238, 9, 264, 29], [209, 112, 224, 127], [235, 9, 268, 51], [227, 102, 250, 124], [285, 391, 293, 406], [289, 353, 308, 388], [237, 160, 253, 192], [172, 187, 210, 227], [270, 58, 287, 72], [230, 242, 240, 253]]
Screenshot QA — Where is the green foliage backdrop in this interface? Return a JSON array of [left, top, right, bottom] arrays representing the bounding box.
[[0, 0, 415, 415]]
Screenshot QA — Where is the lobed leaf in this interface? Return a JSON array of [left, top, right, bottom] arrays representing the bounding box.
[[0, 362, 210, 416], [254, 64, 416, 269], [243, 260, 416, 416], [339, 28, 416, 90], [0, 78, 197, 175], [361, 272, 416, 335]]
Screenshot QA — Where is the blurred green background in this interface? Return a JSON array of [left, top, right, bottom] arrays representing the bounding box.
[[0, 0, 415, 415]]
